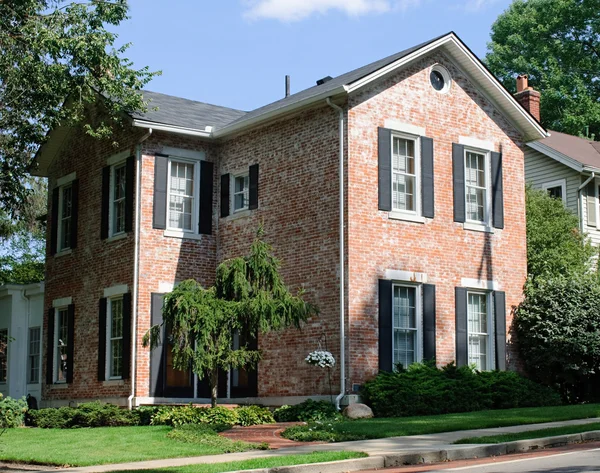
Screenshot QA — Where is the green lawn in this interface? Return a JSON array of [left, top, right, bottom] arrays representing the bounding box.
[[113, 452, 368, 473], [0, 426, 259, 467], [455, 422, 600, 444], [283, 404, 600, 442]]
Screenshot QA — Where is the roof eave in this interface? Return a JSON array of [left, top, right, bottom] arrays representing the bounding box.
[[132, 119, 213, 138], [527, 141, 585, 173]]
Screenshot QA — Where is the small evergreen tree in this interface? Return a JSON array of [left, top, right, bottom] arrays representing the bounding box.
[[143, 229, 317, 407]]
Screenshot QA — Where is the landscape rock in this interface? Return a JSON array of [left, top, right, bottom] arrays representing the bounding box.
[[342, 403, 373, 419]]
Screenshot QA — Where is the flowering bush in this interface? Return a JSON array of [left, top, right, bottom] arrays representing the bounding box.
[[305, 350, 335, 368]]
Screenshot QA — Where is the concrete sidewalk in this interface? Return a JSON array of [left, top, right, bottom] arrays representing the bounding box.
[[46, 417, 600, 473]]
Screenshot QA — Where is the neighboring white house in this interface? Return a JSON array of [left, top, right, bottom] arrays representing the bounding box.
[[0, 283, 44, 403], [525, 130, 600, 245]]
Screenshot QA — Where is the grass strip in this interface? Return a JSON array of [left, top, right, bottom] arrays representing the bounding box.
[[111, 452, 368, 473], [455, 422, 600, 444]]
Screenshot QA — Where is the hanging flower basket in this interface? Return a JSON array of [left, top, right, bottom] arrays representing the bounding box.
[[305, 350, 336, 368]]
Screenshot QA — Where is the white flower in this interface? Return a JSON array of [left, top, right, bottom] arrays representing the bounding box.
[[305, 350, 336, 368]]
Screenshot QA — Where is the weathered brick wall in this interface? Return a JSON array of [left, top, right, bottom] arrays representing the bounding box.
[[346, 52, 527, 386]]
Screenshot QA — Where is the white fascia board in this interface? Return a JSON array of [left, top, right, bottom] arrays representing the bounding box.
[[132, 120, 212, 138], [213, 85, 348, 138], [527, 141, 584, 173]]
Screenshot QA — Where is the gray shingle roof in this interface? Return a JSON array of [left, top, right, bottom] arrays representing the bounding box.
[[133, 90, 247, 130], [537, 130, 600, 169]]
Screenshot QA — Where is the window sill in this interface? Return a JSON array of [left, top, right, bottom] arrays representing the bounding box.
[[51, 382, 69, 389], [463, 222, 494, 233], [228, 209, 252, 220], [163, 229, 204, 241], [106, 233, 128, 243], [55, 249, 73, 258], [103, 379, 124, 386], [388, 212, 426, 224]]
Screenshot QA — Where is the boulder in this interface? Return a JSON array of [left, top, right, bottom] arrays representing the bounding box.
[[342, 403, 373, 419]]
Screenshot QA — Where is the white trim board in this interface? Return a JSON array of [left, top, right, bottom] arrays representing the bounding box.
[[461, 278, 500, 291], [52, 297, 72, 308]]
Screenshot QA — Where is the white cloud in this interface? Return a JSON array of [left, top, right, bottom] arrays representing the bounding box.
[[462, 0, 499, 12], [243, 0, 421, 22]]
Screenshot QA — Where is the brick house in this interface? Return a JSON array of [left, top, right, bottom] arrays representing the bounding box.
[[33, 32, 546, 407]]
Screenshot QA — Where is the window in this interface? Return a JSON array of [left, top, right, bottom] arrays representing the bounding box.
[[464, 150, 489, 223], [55, 308, 69, 382], [167, 160, 198, 231], [58, 184, 73, 251], [430, 65, 452, 94], [111, 163, 127, 235], [0, 329, 7, 383], [542, 179, 566, 202], [28, 327, 41, 384], [107, 298, 124, 379], [467, 292, 494, 371], [392, 285, 420, 369], [232, 173, 249, 213], [392, 136, 419, 213]]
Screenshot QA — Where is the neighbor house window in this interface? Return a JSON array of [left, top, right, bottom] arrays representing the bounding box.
[[107, 298, 124, 379], [392, 285, 420, 369], [168, 160, 198, 231], [232, 173, 249, 213], [467, 292, 493, 371], [0, 329, 7, 383], [392, 135, 419, 213], [57, 184, 73, 251], [55, 308, 69, 382], [542, 179, 566, 202], [28, 327, 41, 384], [464, 150, 489, 223], [111, 163, 127, 235]]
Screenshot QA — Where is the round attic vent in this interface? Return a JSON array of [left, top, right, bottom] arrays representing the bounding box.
[[430, 65, 451, 94]]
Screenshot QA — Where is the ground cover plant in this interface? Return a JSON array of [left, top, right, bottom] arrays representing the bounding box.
[[282, 404, 600, 443], [455, 421, 600, 444]]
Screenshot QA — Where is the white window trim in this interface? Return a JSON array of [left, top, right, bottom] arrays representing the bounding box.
[[384, 120, 426, 137], [391, 282, 423, 369], [106, 150, 130, 166], [54, 307, 69, 384], [166, 157, 201, 234], [390, 131, 421, 217], [109, 160, 127, 238], [106, 296, 124, 381], [463, 146, 493, 227], [57, 183, 73, 253], [592, 177, 600, 231], [542, 179, 567, 203], [230, 171, 250, 214], [52, 297, 72, 308], [103, 284, 128, 299], [56, 172, 76, 187], [466, 290, 495, 372], [430, 64, 452, 94], [27, 326, 42, 385]]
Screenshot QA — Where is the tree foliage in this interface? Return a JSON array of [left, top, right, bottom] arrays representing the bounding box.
[[525, 186, 596, 278], [486, 0, 600, 136], [143, 229, 318, 407], [0, 0, 157, 216]]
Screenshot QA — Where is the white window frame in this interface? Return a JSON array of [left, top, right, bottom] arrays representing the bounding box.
[[391, 283, 422, 370], [28, 327, 41, 384], [466, 290, 495, 371], [231, 171, 250, 214], [463, 147, 492, 226], [57, 183, 73, 252], [541, 179, 566, 203], [54, 307, 69, 384], [106, 296, 124, 380], [390, 132, 421, 217], [166, 157, 201, 234], [109, 161, 127, 237], [0, 328, 7, 384]]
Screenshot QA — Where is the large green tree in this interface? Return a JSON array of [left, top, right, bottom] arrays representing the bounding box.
[[0, 0, 157, 217], [486, 0, 600, 137], [144, 230, 317, 407]]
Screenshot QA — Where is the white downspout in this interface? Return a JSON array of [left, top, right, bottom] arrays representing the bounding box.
[[326, 98, 346, 411], [578, 172, 595, 235], [129, 128, 152, 410]]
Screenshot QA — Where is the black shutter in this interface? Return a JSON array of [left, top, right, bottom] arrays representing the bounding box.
[[249, 164, 259, 210], [122, 292, 132, 380], [70, 180, 79, 249], [46, 308, 55, 384], [378, 279, 393, 372], [100, 166, 110, 239], [452, 143, 466, 223], [150, 293, 165, 397], [125, 156, 135, 233], [455, 287, 468, 367], [98, 298, 107, 381], [66, 304, 75, 384], [378, 128, 392, 211], [50, 188, 59, 255], [491, 152, 504, 229], [422, 284, 436, 361], [494, 291, 507, 371], [199, 161, 214, 235], [220, 174, 230, 218], [421, 137, 435, 218], [153, 155, 168, 229]]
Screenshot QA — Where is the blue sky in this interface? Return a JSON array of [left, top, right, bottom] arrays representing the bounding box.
[[117, 0, 513, 112]]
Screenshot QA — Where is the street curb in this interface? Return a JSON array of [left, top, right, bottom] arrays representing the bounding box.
[[218, 457, 385, 473]]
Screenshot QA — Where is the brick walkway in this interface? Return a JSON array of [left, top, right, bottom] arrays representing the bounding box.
[[219, 422, 323, 449]]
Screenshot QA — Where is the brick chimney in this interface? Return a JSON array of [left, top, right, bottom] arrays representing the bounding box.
[[514, 74, 541, 122]]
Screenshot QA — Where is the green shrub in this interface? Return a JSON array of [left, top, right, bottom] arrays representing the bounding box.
[[132, 406, 161, 426], [0, 395, 28, 428], [273, 400, 338, 422], [166, 424, 268, 451], [282, 420, 366, 442], [27, 402, 136, 428], [235, 405, 275, 426], [361, 362, 561, 418], [151, 405, 239, 427]]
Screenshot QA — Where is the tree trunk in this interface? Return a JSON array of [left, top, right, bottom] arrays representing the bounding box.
[[210, 369, 219, 408]]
